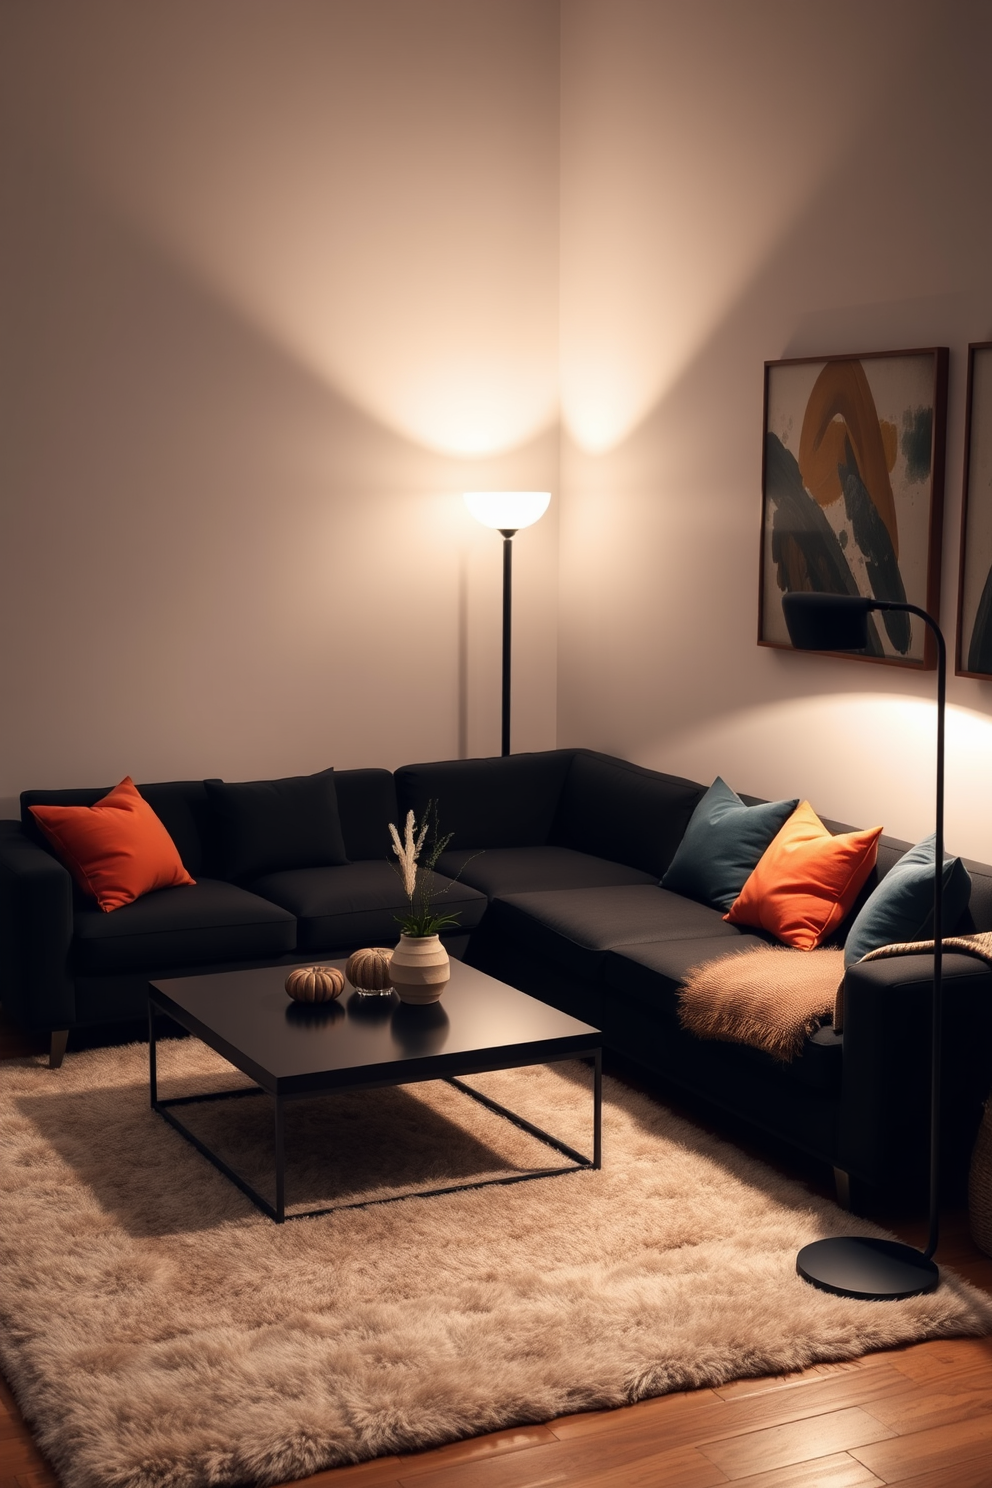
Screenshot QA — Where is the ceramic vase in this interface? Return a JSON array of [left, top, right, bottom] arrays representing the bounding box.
[[388, 933, 450, 1004]]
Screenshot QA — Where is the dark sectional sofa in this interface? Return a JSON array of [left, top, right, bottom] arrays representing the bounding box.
[[2, 748, 991, 1212]]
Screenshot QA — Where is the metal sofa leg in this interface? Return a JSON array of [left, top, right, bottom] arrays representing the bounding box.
[[833, 1166, 852, 1210], [49, 1030, 68, 1069]]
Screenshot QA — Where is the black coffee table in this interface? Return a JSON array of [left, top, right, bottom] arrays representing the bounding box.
[[148, 959, 602, 1223]]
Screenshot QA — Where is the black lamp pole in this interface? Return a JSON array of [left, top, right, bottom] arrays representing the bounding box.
[[500, 528, 517, 757], [782, 591, 945, 1300], [463, 490, 550, 759]]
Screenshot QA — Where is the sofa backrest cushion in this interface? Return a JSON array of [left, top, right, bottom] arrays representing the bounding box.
[[204, 769, 348, 881], [22, 780, 211, 879], [395, 752, 574, 849], [28, 776, 196, 912], [808, 819, 987, 944], [334, 768, 400, 861], [957, 858, 992, 934], [551, 752, 705, 878], [661, 776, 800, 910], [843, 835, 973, 965]]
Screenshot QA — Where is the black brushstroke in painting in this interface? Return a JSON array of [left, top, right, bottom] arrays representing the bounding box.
[[968, 563, 992, 674], [838, 439, 911, 654], [901, 406, 933, 484], [765, 434, 884, 656]]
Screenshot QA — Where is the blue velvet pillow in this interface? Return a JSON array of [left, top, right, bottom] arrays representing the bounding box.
[[843, 833, 972, 966], [660, 777, 799, 911]]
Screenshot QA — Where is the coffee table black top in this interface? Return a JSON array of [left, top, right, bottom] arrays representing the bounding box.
[[150, 960, 600, 1095]]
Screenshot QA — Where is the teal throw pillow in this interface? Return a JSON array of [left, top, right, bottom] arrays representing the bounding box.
[[661, 776, 799, 911], [843, 833, 972, 966]]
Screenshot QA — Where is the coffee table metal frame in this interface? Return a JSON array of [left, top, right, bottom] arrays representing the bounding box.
[[148, 988, 602, 1225]]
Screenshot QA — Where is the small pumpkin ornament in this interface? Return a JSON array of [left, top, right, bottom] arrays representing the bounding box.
[[284, 964, 345, 1003], [345, 946, 393, 994]]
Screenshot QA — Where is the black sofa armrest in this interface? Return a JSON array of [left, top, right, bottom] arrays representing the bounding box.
[[0, 822, 75, 1031], [837, 952, 992, 1201]]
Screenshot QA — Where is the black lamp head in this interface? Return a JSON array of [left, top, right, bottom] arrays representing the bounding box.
[[782, 592, 874, 652]]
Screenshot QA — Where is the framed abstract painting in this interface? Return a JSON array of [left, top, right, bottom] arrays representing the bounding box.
[[758, 347, 948, 669], [956, 342, 992, 679]]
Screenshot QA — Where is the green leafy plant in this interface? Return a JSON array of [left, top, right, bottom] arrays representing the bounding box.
[[388, 801, 462, 937]]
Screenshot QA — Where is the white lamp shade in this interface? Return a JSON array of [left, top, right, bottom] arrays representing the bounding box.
[[463, 490, 551, 531]]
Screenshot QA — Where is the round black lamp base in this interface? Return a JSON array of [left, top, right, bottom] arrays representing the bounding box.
[[797, 1236, 939, 1300]]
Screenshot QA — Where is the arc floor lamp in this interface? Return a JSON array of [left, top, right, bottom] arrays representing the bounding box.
[[782, 590, 945, 1301], [464, 491, 550, 756]]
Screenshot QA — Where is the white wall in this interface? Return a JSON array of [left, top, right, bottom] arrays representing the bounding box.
[[6, 0, 992, 865], [0, 0, 560, 812], [558, 0, 992, 861]]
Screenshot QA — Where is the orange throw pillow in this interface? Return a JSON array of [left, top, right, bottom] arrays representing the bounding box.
[[724, 801, 881, 950], [30, 776, 195, 912]]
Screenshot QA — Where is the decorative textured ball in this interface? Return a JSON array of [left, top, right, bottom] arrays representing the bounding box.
[[345, 946, 393, 992], [284, 965, 345, 1003]]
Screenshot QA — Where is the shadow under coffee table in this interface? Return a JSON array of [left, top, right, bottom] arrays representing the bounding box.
[[149, 960, 602, 1223]]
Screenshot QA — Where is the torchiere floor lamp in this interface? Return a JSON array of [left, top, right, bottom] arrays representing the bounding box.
[[782, 590, 945, 1300], [464, 491, 550, 756]]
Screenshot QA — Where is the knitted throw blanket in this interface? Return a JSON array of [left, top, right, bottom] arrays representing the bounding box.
[[678, 946, 845, 1063], [680, 932, 992, 1064]]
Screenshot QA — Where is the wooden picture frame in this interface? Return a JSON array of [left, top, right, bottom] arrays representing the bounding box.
[[758, 347, 948, 669], [955, 342, 992, 679]]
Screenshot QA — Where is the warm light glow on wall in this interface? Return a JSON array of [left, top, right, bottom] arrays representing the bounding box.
[[658, 693, 992, 865], [19, 6, 560, 460], [558, 6, 896, 453]]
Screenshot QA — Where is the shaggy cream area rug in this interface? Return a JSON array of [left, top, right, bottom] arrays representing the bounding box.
[[1, 1040, 989, 1488]]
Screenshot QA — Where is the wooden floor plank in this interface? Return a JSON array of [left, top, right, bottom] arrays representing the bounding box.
[[887, 1333, 992, 1382], [698, 1408, 896, 1480], [850, 1413, 992, 1480], [548, 1365, 915, 1456], [0, 1445, 53, 1481], [396, 1438, 729, 1488], [861, 1368, 992, 1434], [396, 1426, 558, 1476], [722, 1452, 885, 1487], [871, 1455, 992, 1488], [714, 1354, 896, 1401]]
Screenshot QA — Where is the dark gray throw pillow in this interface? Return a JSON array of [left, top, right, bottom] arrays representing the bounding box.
[[843, 833, 972, 966], [205, 769, 349, 881], [660, 775, 799, 911]]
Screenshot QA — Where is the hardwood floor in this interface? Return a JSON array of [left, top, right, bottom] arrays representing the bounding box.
[[2, 1024, 990, 1488]]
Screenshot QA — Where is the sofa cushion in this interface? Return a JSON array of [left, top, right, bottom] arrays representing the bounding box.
[[551, 752, 704, 877], [725, 802, 882, 950], [205, 769, 348, 881], [395, 752, 573, 849], [72, 879, 296, 975], [333, 769, 399, 861], [602, 933, 770, 1014], [487, 884, 743, 980], [844, 834, 973, 966], [438, 846, 656, 898], [250, 861, 487, 952], [29, 777, 195, 912], [22, 780, 211, 878], [602, 937, 843, 1093], [661, 777, 799, 910]]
